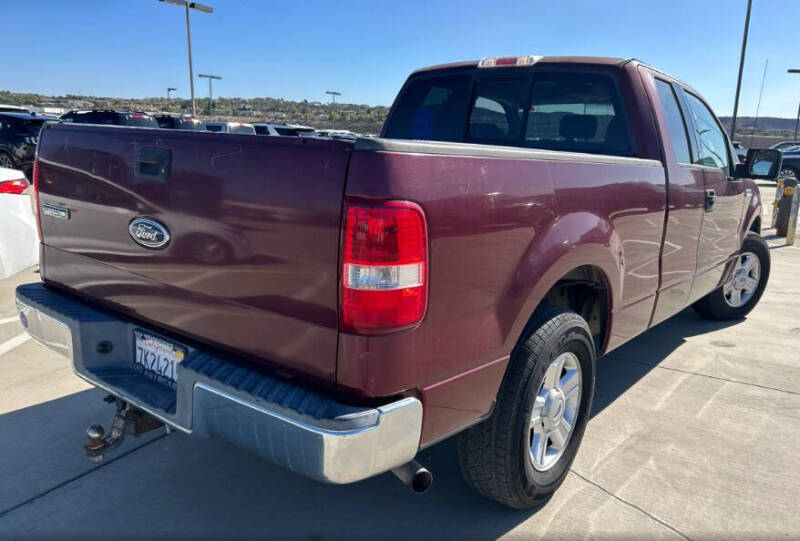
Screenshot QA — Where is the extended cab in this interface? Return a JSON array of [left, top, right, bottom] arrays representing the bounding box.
[[17, 56, 781, 508]]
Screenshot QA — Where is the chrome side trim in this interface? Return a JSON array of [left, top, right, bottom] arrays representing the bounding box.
[[192, 383, 423, 484], [355, 137, 663, 168]]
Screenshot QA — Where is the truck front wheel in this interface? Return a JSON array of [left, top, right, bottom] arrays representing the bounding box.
[[457, 306, 596, 509], [692, 232, 770, 320]]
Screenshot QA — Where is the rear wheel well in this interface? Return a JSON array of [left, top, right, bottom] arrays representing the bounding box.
[[750, 216, 761, 235], [538, 266, 610, 354]]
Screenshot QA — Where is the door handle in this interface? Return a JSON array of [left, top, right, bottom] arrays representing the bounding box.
[[704, 189, 716, 212]]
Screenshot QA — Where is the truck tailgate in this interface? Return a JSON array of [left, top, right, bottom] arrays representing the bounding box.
[[36, 124, 351, 382]]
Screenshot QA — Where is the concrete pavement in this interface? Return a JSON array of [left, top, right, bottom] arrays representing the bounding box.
[[0, 183, 798, 540]]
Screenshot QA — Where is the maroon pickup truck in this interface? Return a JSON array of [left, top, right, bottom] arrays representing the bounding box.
[[16, 56, 781, 508]]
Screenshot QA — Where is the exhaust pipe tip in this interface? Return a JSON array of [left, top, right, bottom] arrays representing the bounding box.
[[392, 460, 433, 494]]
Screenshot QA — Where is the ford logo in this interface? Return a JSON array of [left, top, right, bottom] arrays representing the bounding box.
[[129, 218, 170, 249]]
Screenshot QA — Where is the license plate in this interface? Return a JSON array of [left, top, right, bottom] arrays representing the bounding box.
[[133, 330, 186, 390]]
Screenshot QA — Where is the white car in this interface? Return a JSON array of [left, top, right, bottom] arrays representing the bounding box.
[[0, 166, 29, 194], [204, 122, 256, 135], [0, 166, 38, 278], [252, 123, 318, 137]]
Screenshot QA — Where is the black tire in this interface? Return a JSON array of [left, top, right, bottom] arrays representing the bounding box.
[[779, 166, 797, 180], [692, 232, 770, 320], [457, 306, 596, 509], [0, 151, 14, 169]]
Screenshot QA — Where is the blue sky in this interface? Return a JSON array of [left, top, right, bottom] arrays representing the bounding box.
[[4, 0, 798, 117]]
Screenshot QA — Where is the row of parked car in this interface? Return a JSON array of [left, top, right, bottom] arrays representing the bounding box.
[[731, 139, 800, 179], [0, 108, 361, 181]]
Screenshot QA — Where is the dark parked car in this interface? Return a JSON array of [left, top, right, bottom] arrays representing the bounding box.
[[60, 110, 159, 128], [777, 151, 800, 179], [770, 141, 800, 152], [732, 141, 748, 162], [0, 112, 49, 179], [154, 114, 205, 131], [19, 55, 781, 509]]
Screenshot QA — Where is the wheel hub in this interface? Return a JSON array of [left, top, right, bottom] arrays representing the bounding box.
[[529, 352, 582, 471], [542, 389, 566, 431], [723, 252, 760, 308]]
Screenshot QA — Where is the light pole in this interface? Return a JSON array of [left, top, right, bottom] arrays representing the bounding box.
[[730, 0, 752, 141], [159, 0, 213, 117], [326, 90, 341, 105], [167, 87, 177, 105], [789, 69, 800, 142], [198, 74, 221, 116]]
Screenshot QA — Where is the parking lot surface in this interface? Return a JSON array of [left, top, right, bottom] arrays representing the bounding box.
[[0, 183, 798, 540]]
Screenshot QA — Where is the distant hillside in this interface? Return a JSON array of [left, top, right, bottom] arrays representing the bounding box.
[[0, 90, 390, 134], [720, 116, 797, 137]]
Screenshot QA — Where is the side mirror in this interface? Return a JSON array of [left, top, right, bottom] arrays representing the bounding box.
[[736, 148, 782, 180]]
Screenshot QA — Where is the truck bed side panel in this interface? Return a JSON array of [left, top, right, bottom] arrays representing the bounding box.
[[340, 140, 665, 444]]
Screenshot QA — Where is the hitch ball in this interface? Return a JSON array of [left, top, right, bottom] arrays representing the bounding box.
[[86, 425, 106, 463]]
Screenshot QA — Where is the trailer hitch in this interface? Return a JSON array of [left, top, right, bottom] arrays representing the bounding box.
[[84, 395, 163, 463]]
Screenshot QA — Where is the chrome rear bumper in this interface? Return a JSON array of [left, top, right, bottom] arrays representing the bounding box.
[[16, 282, 423, 484]]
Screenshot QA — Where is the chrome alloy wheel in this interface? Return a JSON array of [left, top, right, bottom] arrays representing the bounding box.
[[723, 252, 760, 308], [529, 352, 582, 471], [0, 153, 13, 168]]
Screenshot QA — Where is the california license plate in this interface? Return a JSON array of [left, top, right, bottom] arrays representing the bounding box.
[[133, 330, 186, 390]]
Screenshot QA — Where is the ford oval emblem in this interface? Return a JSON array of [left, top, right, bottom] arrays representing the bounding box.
[[129, 218, 170, 249]]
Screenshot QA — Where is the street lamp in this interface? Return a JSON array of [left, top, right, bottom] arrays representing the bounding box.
[[326, 90, 341, 105], [167, 87, 177, 103], [158, 0, 214, 117], [788, 69, 800, 142], [730, 0, 752, 141], [198, 74, 221, 116]]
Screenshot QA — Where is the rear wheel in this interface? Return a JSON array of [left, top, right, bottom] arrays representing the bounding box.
[[692, 233, 770, 320], [457, 306, 595, 509], [779, 166, 797, 180]]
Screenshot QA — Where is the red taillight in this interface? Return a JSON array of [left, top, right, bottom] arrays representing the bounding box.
[[341, 199, 428, 334], [32, 160, 42, 241], [0, 178, 29, 195], [129, 114, 146, 119]]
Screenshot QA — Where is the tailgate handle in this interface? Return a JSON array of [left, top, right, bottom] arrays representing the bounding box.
[[135, 148, 172, 180]]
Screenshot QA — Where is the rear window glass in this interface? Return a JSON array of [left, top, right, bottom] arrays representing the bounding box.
[[467, 78, 529, 144], [384, 69, 634, 157], [524, 72, 633, 156], [22, 120, 46, 136], [229, 124, 255, 135], [275, 127, 299, 136], [383, 73, 471, 141], [121, 114, 158, 128], [206, 124, 223, 132], [174, 118, 205, 131]]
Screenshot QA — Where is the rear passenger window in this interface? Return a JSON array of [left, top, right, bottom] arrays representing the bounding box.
[[685, 93, 729, 172], [524, 72, 634, 156], [467, 79, 529, 144], [383, 74, 471, 141], [654, 79, 692, 164]]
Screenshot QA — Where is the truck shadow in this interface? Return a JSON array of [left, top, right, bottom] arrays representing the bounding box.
[[0, 307, 740, 540], [591, 306, 740, 417]]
